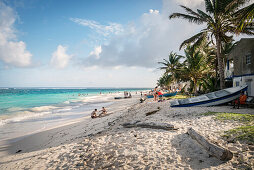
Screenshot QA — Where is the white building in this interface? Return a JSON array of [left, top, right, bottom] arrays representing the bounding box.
[[225, 38, 254, 96]]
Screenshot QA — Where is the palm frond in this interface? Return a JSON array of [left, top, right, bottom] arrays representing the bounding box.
[[234, 3, 254, 31], [169, 13, 205, 24], [180, 5, 201, 17], [226, 0, 251, 12], [197, 9, 215, 24], [180, 31, 207, 49], [204, 0, 214, 13]]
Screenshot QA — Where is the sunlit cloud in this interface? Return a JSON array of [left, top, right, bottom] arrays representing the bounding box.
[[50, 45, 73, 69], [70, 18, 123, 36], [79, 1, 203, 69], [89, 46, 102, 59], [173, 0, 204, 8], [0, 2, 32, 67]]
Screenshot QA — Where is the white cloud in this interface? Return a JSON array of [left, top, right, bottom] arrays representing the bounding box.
[[149, 9, 159, 14], [0, 2, 32, 67], [80, 0, 203, 68], [70, 18, 123, 36], [174, 0, 204, 8], [50, 45, 73, 69], [89, 46, 102, 59]]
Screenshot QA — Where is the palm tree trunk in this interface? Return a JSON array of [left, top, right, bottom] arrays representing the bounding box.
[[193, 79, 197, 94], [215, 57, 218, 89], [216, 36, 225, 89]]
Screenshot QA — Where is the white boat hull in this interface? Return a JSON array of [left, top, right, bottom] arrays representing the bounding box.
[[170, 85, 247, 107]]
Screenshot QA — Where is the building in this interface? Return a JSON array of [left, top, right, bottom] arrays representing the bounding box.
[[225, 38, 254, 96]]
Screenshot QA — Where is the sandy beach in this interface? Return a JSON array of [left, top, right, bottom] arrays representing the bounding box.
[[0, 94, 253, 169]]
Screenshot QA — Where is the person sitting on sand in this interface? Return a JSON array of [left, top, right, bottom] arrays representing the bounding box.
[[99, 107, 107, 116], [91, 109, 98, 118], [233, 91, 247, 109]]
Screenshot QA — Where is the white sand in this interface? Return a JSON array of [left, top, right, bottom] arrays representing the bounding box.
[[0, 96, 253, 169]]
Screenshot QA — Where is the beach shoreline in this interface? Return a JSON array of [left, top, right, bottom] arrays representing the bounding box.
[[0, 89, 147, 142], [0, 93, 142, 157], [0, 96, 253, 169]]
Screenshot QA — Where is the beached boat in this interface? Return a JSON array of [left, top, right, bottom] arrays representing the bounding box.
[[146, 92, 177, 98], [170, 85, 247, 107], [162, 91, 177, 97]]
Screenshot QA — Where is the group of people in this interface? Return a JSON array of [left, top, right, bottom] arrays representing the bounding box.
[[124, 91, 132, 98], [91, 107, 107, 118], [151, 86, 164, 101]]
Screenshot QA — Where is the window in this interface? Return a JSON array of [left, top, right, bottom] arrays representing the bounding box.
[[236, 81, 240, 87], [246, 54, 251, 65]]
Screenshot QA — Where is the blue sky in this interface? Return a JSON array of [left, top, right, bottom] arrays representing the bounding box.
[[0, 0, 206, 87]]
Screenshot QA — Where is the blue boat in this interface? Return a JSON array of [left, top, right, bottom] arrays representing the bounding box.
[[146, 91, 177, 98], [170, 85, 247, 107], [162, 91, 177, 97]]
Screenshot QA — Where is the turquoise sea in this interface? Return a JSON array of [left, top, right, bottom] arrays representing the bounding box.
[[0, 88, 149, 141]]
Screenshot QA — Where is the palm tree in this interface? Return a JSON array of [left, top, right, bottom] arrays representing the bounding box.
[[180, 47, 208, 94], [169, 0, 254, 89], [235, 2, 254, 31], [158, 51, 183, 84], [201, 75, 217, 93], [157, 73, 172, 88]]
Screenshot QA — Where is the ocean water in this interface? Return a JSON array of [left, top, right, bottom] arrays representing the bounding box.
[[0, 88, 149, 141]]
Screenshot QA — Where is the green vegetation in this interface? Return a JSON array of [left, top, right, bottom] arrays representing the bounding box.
[[215, 113, 254, 123], [201, 112, 254, 123], [201, 112, 254, 144], [157, 1, 254, 94], [168, 94, 189, 99], [223, 126, 254, 145], [200, 111, 218, 116], [157, 52, 183, 89], [169, 0, 254, 90]]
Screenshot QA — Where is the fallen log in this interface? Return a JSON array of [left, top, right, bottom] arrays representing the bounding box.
[[145, 109, 159, 116], [187, 127, 233, 161], [122, 121, 178, 130]]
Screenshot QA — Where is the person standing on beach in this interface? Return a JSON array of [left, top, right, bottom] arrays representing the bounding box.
[[153, 86, 158, 101], [91, 109, 98, 118]]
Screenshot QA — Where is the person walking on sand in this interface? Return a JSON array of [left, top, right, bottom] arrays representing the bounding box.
[[91, 109, 98, 118]]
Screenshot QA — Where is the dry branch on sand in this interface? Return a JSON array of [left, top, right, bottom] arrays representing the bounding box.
[[122, 121, 178, 130], [187, 127, 233, 161]]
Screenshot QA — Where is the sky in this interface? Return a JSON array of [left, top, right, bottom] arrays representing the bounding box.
[[0, 0, 206, 88]]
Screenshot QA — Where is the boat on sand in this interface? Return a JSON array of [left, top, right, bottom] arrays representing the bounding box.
[[146, 91, 177, 98], [170, 85, 247, 107]]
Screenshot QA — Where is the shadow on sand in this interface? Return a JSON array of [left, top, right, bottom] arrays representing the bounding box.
[[171, 133, 226, 169]]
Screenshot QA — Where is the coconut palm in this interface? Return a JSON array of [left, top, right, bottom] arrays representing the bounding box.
[[157, 73, 172, 88], [235, 2, 254, 31], [169, 0, 254, 89], [181, 47, 208, 94], [158, 51, 183, 84]]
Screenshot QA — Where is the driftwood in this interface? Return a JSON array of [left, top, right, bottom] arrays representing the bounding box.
[[187, 127, 233, 161], [122, 121, 178, 130], [145, 109, 159, 116]]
